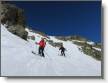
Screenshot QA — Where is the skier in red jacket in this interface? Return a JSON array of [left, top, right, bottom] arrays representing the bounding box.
[[36, 38, 46, 57]]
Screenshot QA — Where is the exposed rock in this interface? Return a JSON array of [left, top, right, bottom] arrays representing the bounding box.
[[0, 2, 28, 40], [82, 46, 102, 61], [27, 35, 35, 40], [55, 35, 87, 41], [48, 40, 63, 47], [73, 41, 102, 61], [93, 43, 101, 48]]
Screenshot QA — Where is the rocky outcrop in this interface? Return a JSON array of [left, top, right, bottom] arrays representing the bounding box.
[[82, 46, 102, 61], [55, 35, 87, 41], [48, 40, 63, 47], [73, 41, 102, 61], [93, 43, 101, 48], [0, 2, 28, 40]]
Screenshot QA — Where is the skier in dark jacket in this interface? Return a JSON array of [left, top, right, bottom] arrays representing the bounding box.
[[59, 45, 66, 56], [36, 38, 46, 57]]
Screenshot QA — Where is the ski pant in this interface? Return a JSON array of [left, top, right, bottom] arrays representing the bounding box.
[[38, 46, 45, 57], [61, 51, 65, 56]]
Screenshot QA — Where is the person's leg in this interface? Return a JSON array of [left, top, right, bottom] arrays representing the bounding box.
[[63, 51, 65, 56], [60, 51, 62, 56], [41, 47, 45, 57], [38, 46, 41, 55], [61, 51, 63, 56]]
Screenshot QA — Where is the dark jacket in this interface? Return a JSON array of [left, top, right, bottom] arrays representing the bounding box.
[[59, 46, 66, 51]]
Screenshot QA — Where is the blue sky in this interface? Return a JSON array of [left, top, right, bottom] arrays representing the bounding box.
[[8, 1, 101, 42]]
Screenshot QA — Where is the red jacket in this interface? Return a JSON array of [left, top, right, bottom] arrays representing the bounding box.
[[37, 40, 46, 48]]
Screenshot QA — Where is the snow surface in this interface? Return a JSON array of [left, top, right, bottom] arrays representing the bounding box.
[[87, 41, 95, 45], [1, 24, 101, 76], [92, 47, 101, 51]]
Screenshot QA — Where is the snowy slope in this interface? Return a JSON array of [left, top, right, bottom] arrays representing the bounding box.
[[1, 24, 101, 76]]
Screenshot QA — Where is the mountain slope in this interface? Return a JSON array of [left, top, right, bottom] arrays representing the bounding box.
[[1, 24, 101, 76]]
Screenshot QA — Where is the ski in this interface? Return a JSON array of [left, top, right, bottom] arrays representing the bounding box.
[[32, 51, 45, 57], [32, 51, 36, 54]]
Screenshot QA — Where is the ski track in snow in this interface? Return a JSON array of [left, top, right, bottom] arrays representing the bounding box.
[[1, 24, 101, 76]]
